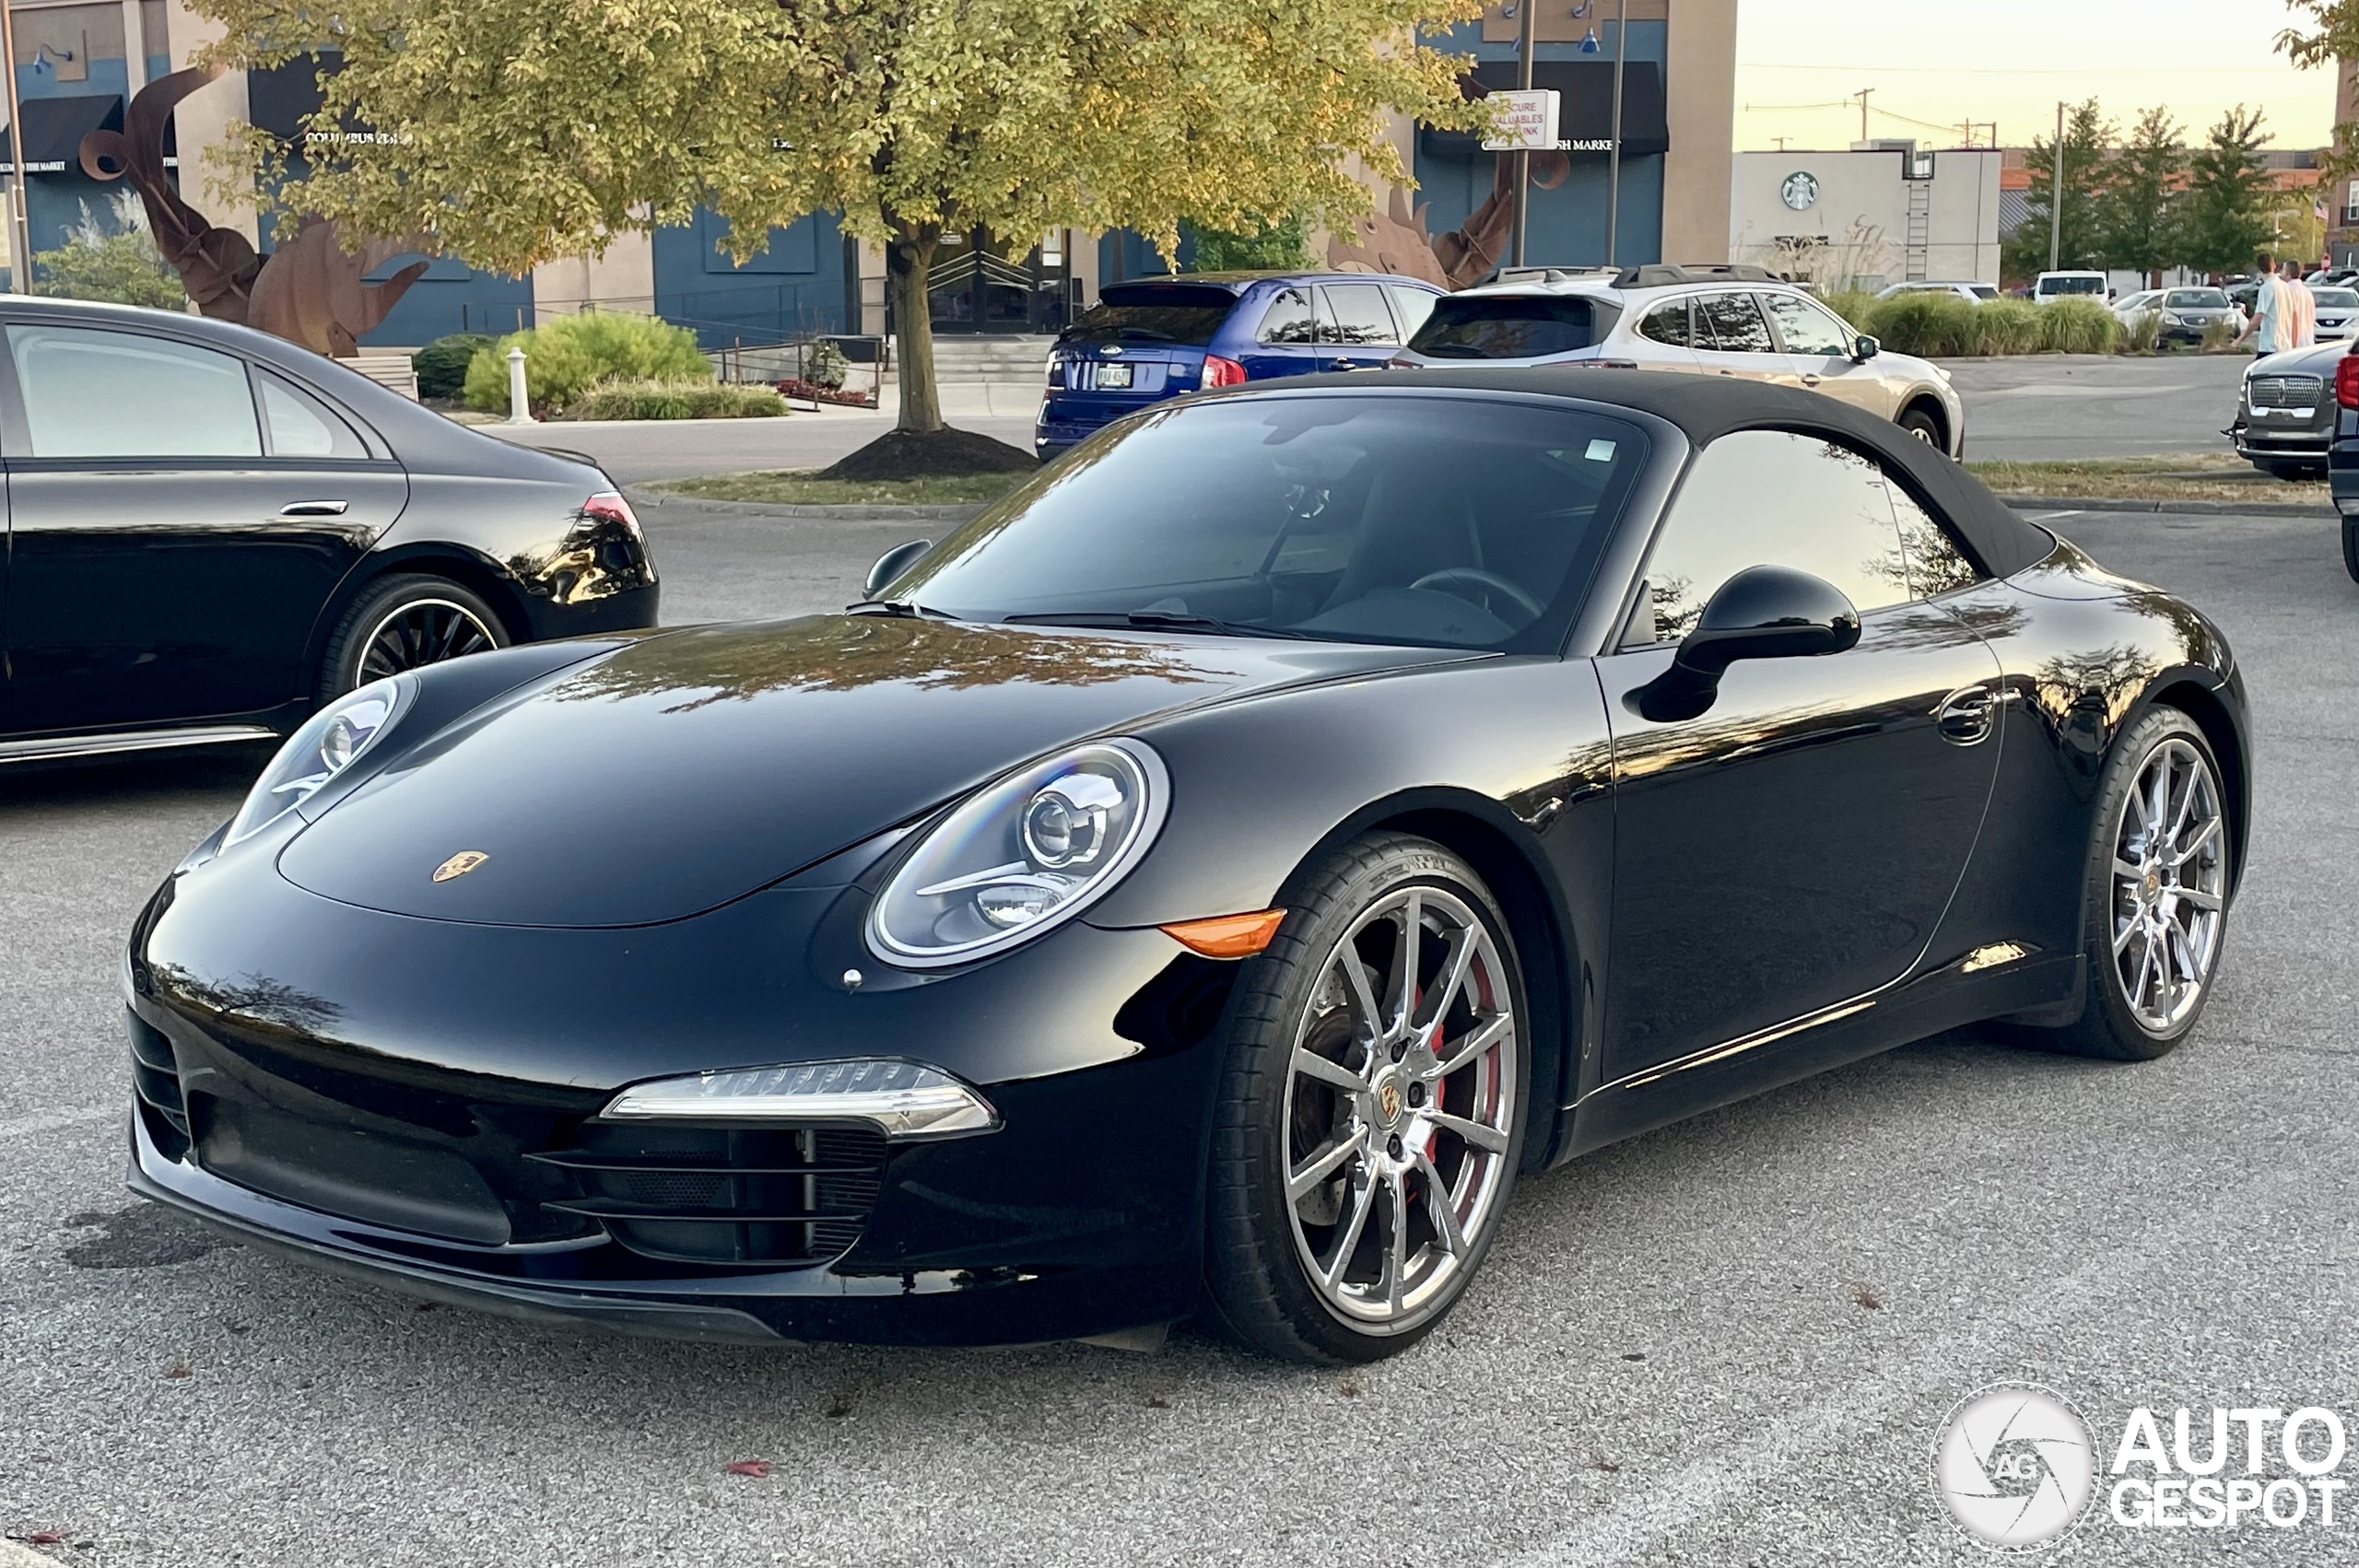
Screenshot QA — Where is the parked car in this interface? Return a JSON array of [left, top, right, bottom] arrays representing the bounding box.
[[1388, 263, 1965, 454], [2126, 287, 2240, 345], [2032, 270, 2111, 305], [2326, 352, 2359, 581], [1875, 280, 2000, 304], [0, 298, 659, 765], [1035, 271, 1449, 461], [2310, 285, 2359, 342], [2304, 267, 2359, 287], [2226, 339, 2342, 479], [125, 370, 2245, 1360]]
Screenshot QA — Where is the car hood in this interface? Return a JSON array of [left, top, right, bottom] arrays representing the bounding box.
[[2248, 341, 2348, 375], [275, 614, 1466, 928]]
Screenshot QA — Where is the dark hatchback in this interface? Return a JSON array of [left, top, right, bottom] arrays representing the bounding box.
[[1034, 271, 1447, 459], [0, 298, 659, 763]]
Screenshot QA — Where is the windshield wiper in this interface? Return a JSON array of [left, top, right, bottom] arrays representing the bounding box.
[[1001, 610, 1312, 639], [846, 598, 958, 619]]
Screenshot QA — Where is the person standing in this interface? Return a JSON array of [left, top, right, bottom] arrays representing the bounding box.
[[2288, 262, 2318, 346], [2236, 252, 2292, 356]]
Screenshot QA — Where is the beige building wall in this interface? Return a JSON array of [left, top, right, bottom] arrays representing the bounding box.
[[1731, 149, 2004, 287], [1661, 0, 1736, 263], [159, 0, 254, 243], [530, 230, 656, 320]]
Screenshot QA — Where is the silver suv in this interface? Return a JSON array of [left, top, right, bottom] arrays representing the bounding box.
[[1391, 263, 1966, 457]]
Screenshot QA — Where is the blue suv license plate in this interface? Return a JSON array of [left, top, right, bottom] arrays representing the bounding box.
[[1096, 363, 1133, 389]]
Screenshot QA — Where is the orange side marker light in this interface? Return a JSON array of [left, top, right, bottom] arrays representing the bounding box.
[[1159, 908, 1286, 958]]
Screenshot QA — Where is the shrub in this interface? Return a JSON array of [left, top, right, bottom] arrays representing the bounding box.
[[804, 337, 849, 389], [1818, 289, 1882, 333], [568, 379, 788, 420], [1962, 298, 2041, 356], [2118, 309, 2163, 355], [2199, 315, 2239, 353], [412, 333, 491, 401], [463, 310, 710, 413], [2037, 297, 2119, 355], [31, 193, 185, 310], [1860, 291, 1978, 357]]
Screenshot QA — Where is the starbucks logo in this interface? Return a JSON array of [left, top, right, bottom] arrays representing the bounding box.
[[1780, 171, 1819, 211]]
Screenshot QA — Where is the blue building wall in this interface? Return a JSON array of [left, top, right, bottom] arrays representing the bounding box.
[[1411, 21, 1667, 270], [652, 208, 848, 347], [11, 56, 170, 263]]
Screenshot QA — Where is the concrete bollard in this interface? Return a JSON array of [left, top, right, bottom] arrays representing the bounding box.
[[505, 345, 534, 424]]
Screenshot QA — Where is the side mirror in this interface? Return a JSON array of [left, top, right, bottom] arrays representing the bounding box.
[[1633, 565, 1861, 722], [863, 538, 933, 598], [1851, 333, 1880, 361]]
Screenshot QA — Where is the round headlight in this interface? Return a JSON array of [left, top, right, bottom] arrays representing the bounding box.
[[223, 678, 409, 846], [868, 739, 1168, 967]]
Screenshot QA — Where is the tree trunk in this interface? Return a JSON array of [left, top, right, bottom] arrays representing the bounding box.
[[886, 227, 943, 434]]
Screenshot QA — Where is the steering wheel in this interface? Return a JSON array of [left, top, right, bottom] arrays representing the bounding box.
[[1408, 568, 1545, 624]]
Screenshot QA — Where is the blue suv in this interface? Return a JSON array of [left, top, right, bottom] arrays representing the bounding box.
[[1036, 271, 1449, 460]]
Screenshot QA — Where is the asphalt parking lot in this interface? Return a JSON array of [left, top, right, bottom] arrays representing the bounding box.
[[4, 497, 2354, 1566]]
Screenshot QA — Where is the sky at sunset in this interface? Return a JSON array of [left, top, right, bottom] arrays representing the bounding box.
[[1732, 0, 2337, 152]]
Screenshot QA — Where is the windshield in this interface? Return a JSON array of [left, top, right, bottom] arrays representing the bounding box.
[[890, 394, 1649, 651], [2165, 289, 2230, 309], [2313, 287, 2359, 308], [1407, 295, 1609, 359], [1059, 285, 1236, 347], [1969, 285, 1999, 299], [2038, 275, 2105, 296]]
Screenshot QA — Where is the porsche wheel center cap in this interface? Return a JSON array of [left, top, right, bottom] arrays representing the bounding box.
[[1372, 1072, 1406, 1129]]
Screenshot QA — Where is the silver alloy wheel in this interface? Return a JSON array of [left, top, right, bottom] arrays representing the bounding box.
[[1283, 885, 1517, 1332], [2110, 736, 2227, 1033], [357, 598, 499, 684]]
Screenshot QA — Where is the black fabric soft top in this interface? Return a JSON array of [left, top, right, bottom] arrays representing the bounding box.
[[1277, 365, 2057, 579]]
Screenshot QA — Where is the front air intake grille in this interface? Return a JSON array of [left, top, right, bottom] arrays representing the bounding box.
[[2249, 374, 2324, 411], [126, 1011, 190, 1161], [525, 1124, 887, 1266]]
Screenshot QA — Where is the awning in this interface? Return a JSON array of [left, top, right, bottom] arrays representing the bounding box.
[[1421, 60, 1669, 161], [0, 93, 124, 171]]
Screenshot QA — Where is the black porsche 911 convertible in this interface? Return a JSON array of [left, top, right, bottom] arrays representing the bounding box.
[[123, 369, 2247, 1363]]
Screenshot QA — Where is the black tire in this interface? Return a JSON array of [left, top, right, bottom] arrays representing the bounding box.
[[2004, 708, 2233, 1061], [318, 574, 509, 701], [1204, 833, 1530, 1363], [1896, 404, 1943, 449], [2343, 517, 2359, 585]]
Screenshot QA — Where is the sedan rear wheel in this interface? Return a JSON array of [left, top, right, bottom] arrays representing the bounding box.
[[1205, 834, 1527, 1363], [319, 573, 509, 701]]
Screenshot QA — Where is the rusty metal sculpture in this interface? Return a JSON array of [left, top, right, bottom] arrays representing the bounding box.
[[77, 64, 428, 357]]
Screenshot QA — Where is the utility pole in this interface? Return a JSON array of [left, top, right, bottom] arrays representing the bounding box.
[[1852, 88, 1872, 145], [1511, 0, 1537, 267], [1604, 0, 1627, 266], [0, 0, 32, 293], [2048, 99, 2064, 273]]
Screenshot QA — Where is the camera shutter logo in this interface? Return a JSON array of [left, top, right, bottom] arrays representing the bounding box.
[[1932, 1383, 2096, 1550], [1780, 170, 1819, 211]]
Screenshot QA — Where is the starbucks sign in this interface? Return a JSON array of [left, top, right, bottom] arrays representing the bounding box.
[[1780, 170, 1820, 211]]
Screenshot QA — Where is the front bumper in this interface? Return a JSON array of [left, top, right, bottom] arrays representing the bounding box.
[[2228, 414, 2330, 462], [123, 843, 1234, 1345]]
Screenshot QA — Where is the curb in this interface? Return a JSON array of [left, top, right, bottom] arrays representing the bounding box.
[[1996, 493, 2336, 519], [629, 491, 989, 522]]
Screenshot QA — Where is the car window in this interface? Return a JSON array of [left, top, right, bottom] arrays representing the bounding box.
[[1970, 285, 1999, 300], [1694, 292, 1775, 354], [2165, 288, 2230, 309], [2040, 275, 2105, 297], [1318, 284, 1398, 345], [1637, 430, 1911, 642], [1884, 480, 1984, 599], [1405, 295, 1609, 359], [894, 394, 1650, 653], [1256, 287, 1318, 345], [2312, 288, 2359, 309], [1638, 299, 1693, 346], [259, 372, 370, 460], [1059, 285, 1236, 348], [1762, 293, 1854, 357], [8, 323, 263, 460], [1386, 286, 1439, 341]]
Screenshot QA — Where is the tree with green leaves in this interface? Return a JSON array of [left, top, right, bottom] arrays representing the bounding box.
[[2099, 107, 2183, 287], [2279, 1, 2359, 181], [2002, 99, 2113, 280], [31, 192, 188, 309], [193, 0, 1485, 458], [2177, 106, 2276, 276], [1186, 216, 1314, 272]]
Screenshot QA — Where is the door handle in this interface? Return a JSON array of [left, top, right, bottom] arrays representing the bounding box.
[[278, 499, 349, 517], [1801, 373, 1823, 386], [1934, 685, 1998, 745], [1329, 358, 1357, 371]]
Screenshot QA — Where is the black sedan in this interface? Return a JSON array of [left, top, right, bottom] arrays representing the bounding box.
[[1, 298, 658, 762], [123, 370, 2247, 1363]]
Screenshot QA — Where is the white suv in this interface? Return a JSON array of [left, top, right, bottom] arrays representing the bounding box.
[[1390, 263, 1966, 456]]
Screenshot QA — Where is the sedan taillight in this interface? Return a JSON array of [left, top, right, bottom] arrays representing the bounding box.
[[2336, 354, 2359, 409], [582, 490, 640, 537], [1202, 355, 1247, 388], [1047, 359, 1066, 389]]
